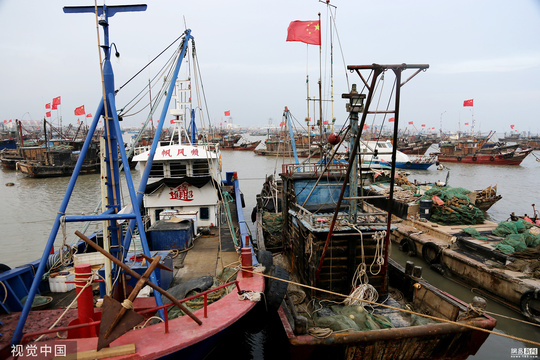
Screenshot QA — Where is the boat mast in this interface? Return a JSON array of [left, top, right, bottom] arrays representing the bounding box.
[[12, 4, 158, 345]]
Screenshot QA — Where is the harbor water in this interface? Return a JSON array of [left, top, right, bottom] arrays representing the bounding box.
[[1, 141, 539, 359]]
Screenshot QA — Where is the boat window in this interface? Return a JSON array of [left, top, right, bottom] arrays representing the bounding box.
[[192, 160, 209, 176], [200, 207, 210, 220], [149, 162, 164, 178], [169, 161, 187, 177]]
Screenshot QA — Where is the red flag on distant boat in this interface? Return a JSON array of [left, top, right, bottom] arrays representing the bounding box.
[[86, 113, 92, 118], [52, 103, 58, 110], [323, 120, 329, 125], [3, 120, 6, 123], [45, 103, 51, 109], [362, 124, 369, 130], [464, 122, 469, 125], [170, 119, 175, 124], [408, 121, 413, 125], [52, 96, 61, 106], [74, 105, 85, 116], [286, 20, 321, 45], [463, 99, 473, 107], [510, 124, 515, 129], [388, 118, 395, 122], [9, 120, 11, 122], [224, 110, 231, 116], [421, 124, 426, 127], [46, 111, 51, 117]]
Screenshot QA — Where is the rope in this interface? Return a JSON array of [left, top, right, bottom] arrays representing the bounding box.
[[370, 230, 385, 275], [34, 271, 97, 342], [238, 290, 262, 302], [0, 281, 7, 303], [242, 268, 540, 347], [121, 299, 134, 310]]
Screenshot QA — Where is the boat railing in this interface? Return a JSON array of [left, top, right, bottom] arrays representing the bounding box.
[[281, 162, 349, 177], [293, 200, 388, 229], [20, 279, 241, 343]]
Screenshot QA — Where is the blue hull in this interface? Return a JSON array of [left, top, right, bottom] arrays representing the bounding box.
[[395, 161, 434, 170]]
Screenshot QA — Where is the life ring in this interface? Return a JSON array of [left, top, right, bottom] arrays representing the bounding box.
[[472, 156, 478, 161], [520, 289, 540, 324], [457, 157, 462, 161], [498, 155, 504, 159], [422, 242, 441, 265], [490, 156, 495, 161]]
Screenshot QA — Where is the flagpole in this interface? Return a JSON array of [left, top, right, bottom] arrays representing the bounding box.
[[318, 12, 323, 159]]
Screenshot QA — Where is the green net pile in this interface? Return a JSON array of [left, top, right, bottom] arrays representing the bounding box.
[[492, 220, 540, 254], [420, 187, 485, 225], [308, 305, 394, 331]]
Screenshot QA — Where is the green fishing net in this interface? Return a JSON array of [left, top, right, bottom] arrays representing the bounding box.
[[492, 220, 540, 254], [419, 187, 484, 225], [462, 227, 488, 240], [309, 305, 394, 331]]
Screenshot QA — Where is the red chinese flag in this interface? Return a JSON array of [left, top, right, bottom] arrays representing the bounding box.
[[510, 124, 515, 129], [170, 119, 175, 124], [74, 105, 85, 116], [463, 99, 473, 107], [286, 20, 321, 45], [408, 121, 413, 125], [323, 120, 329, 125], [86, 113, 92, 118], [52, 103, 58, 110], [388, 118, 395, 122], [224, 110, 231, 116], [464, 122, 469, 125], [52, 96, 61, 106], [45, 103, 51, 109], [3, 120, 6, 123], [46, 111, 51, 117], [421, 124, 426, 127], [362, 124, 369, 130]]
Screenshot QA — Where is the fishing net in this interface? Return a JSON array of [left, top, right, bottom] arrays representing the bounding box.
[[492, 220, 540, 255], [462, 227, 488, 240], [308, 305, 394, 331], [491, 220, 532, 237], [419, 187, 484, 225]]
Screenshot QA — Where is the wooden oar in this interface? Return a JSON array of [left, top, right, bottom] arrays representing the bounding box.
[[74, 231, 202, 325]]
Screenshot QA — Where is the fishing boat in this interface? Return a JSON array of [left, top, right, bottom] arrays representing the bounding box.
[[1, 5, 266, 359], [434, 136, 533, 165], [255, 64, 496, 360], [345, 139, 437, 170]]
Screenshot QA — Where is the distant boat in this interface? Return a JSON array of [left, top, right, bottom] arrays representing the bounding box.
[[435, 136, 532, 165]]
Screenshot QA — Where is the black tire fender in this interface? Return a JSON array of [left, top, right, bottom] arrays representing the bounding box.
[[422, 242, 441, 265], [399, 237, 417, 256], [472, 156, 478, 161], [490, 156, 495, 161], [265, 265, 289, 312], [457, 157, 462, 161], [520, 289, 540, 324]]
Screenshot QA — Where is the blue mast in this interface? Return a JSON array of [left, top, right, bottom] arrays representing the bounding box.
[[11, 4, 173, 344]]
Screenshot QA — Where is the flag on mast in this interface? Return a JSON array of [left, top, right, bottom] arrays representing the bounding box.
[[74, 105, 85, 116], [286, 20, 321, 45], [463, 99, 474, 107]]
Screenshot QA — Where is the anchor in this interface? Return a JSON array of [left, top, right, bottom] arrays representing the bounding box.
[[74, 231, 203, 350]]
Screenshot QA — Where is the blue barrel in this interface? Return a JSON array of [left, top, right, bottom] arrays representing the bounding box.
[[419, 199, 433, 220]]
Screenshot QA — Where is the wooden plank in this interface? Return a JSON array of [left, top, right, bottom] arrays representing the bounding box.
[[55, 343, 136, 360]]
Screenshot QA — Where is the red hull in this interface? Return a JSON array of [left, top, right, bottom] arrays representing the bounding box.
[[438, 151, 531, 165]]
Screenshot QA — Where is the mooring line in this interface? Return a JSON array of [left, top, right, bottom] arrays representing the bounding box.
[[244, 269, 540, 347]]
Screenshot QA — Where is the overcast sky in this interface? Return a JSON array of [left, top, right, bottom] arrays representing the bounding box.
[[1, 0, 540, 137]]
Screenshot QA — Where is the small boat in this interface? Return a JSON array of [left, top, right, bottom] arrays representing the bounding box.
[[220, 138, 261, 151], [255, 64, 496, 359], [1, 5, 267, 359]]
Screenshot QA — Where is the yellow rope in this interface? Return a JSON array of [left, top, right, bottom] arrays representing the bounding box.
[[243, 269, 540, 347]]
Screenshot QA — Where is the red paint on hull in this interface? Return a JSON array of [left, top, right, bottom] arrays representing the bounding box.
[[438, 151, 531, 165]]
